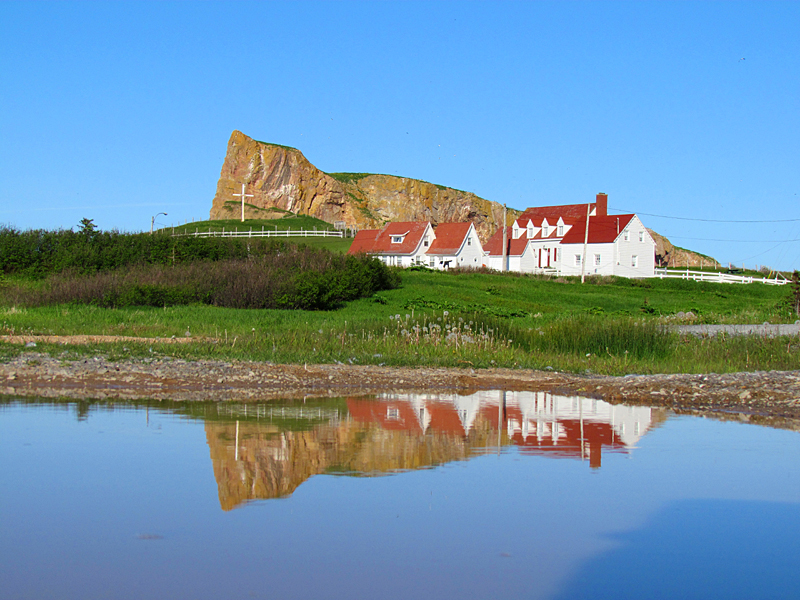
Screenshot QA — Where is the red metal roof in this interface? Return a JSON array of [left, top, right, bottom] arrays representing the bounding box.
[[347, 222, 430, 256], [347, 229, 379, 254], [483, 226, 534, 257], [518, 203, 594, 223], [427, 222, 473, 255], [560, 214, 635, 244]]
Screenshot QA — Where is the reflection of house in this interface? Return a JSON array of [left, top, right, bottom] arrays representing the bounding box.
[[205, 393, 663, 509], [484, 193, 656, 277], [348, 221, 483, 269], [351, 390, 658, 468]]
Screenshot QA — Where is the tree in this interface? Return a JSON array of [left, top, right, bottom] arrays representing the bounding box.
[[78, 218, 98, 240]]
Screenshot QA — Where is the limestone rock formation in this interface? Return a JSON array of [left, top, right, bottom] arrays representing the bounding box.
[[210, 131, 717, 264], [210, 130, 514, 242], [648, 229, 720, 268]]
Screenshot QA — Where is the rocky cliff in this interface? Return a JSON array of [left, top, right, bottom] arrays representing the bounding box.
[[648, 229, 720, 268], [210, 130, 717, 264], [210, 130, 514, 242]]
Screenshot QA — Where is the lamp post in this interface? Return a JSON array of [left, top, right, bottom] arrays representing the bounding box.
[[151, 212, 167, 234]]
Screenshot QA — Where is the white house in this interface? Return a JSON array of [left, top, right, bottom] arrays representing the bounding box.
[[425, 222, 483, 269], [349, 221, 484, 270], [484, 193, 655, 278]]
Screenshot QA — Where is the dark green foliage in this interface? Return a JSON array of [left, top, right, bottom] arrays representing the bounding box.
[[7, 248, 399, 311], [0, 226, 301, 277]]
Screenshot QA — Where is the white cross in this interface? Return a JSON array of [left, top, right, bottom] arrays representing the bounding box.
[[232, 183, 254, 222]]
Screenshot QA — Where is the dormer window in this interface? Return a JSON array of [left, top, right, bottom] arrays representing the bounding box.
[[542, 226, 549, 237], [424, 239, 429, 247], [557, 225, 564, 236], [391, 235, 404, 244]]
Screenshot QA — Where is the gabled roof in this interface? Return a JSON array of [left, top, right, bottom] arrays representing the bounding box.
[[517, 203, 594, 223], [347, 229, 379, 254], [560, 214, 636, 244], [484, 226, 532, 257], [427, 222, 473, 255], [347, 222, 430, 256]]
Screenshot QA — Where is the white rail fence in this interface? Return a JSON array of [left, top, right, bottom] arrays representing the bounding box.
[[653, 268, 790, 285], [171, 227, 349, 239]]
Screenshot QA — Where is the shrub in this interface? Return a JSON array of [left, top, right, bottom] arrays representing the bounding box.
[[4, 248, 399, 311]]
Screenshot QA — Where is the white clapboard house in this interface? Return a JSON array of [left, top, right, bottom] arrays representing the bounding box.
[[484, 193, 655, 278], [348, 221, 483, 269]]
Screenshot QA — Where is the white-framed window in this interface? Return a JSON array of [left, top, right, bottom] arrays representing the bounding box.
[[387, 407, 399, 420], [391, 235, 403, 244], [429, 257, 435, 267], [527, 225, 534, 238], [594, 254, 601, 266], [542, 226, 549, 237], [575, 254, 582, 266], [638, 231, 644, 242], [557, 225, 564, 236], [423, 239, 429, 247], [631, 255, 638, 268], [467, 237, 472, 246], [623, 231, 630, 241]]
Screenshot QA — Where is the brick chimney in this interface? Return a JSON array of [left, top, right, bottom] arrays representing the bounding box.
[[595, 193, 608, 216]]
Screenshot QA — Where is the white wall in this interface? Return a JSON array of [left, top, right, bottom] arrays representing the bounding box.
[[612, 216, 655, 278]]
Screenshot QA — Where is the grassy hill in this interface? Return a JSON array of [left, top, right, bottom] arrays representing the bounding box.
[[166, 213, 354, 254]]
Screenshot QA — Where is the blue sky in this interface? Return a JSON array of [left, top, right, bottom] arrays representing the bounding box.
[[1, 1, 798, 270]]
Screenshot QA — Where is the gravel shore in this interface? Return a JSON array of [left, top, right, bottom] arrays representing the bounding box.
[[2, 351, 799, 431]]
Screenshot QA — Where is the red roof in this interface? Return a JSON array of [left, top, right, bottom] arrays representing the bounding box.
[[560, 214, 635, 244], [483, 226, 533, 257], [428, 222, 473, 255], [517, 203, 594, 223], [347, 229, 379, 254], [347, 222, 430, 256]]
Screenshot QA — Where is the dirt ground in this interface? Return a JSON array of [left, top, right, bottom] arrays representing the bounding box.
[[2, 335, 800, 431]]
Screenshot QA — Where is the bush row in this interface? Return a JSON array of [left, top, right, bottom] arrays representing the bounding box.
[[0, 226, 297, 277], [5, 248, 400, 310]]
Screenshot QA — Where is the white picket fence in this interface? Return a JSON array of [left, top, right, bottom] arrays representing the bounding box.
[[653, 268, 790, 285], [172, 227, 346, 239]]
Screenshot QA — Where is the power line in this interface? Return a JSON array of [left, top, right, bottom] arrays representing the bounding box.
[[610, 207, 800, 223], [667, 236, 800, 243]]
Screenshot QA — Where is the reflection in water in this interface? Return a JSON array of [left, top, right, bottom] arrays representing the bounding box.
[[206, 391, 665, 510]]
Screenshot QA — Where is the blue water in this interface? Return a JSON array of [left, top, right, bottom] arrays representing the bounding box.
[[1, 393, 798, 600]]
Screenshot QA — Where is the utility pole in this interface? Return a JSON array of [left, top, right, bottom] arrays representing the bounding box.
[[233, 183, 254, 223], [580, 202, 590, 283], [501, 204, 508, 272]]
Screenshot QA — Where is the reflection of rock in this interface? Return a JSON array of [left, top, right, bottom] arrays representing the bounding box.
[[205, 392, 665, 510], [205, 419, 496, 510]]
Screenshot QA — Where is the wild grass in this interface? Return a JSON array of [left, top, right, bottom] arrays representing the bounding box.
[[3, 250, 398, 311], [1, 269, 797, 374]]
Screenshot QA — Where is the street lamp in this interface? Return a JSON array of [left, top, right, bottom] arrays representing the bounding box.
[[151, 212, 167, 234]]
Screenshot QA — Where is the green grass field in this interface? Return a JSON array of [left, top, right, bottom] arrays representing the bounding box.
[[164, 215, 355, 253], [1, 269, 797, 375]]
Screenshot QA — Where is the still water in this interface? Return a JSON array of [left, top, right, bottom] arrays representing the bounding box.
[[1, 391, 798, 600]]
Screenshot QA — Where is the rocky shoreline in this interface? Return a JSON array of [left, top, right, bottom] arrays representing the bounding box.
[[2, 351, 799, 431]]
